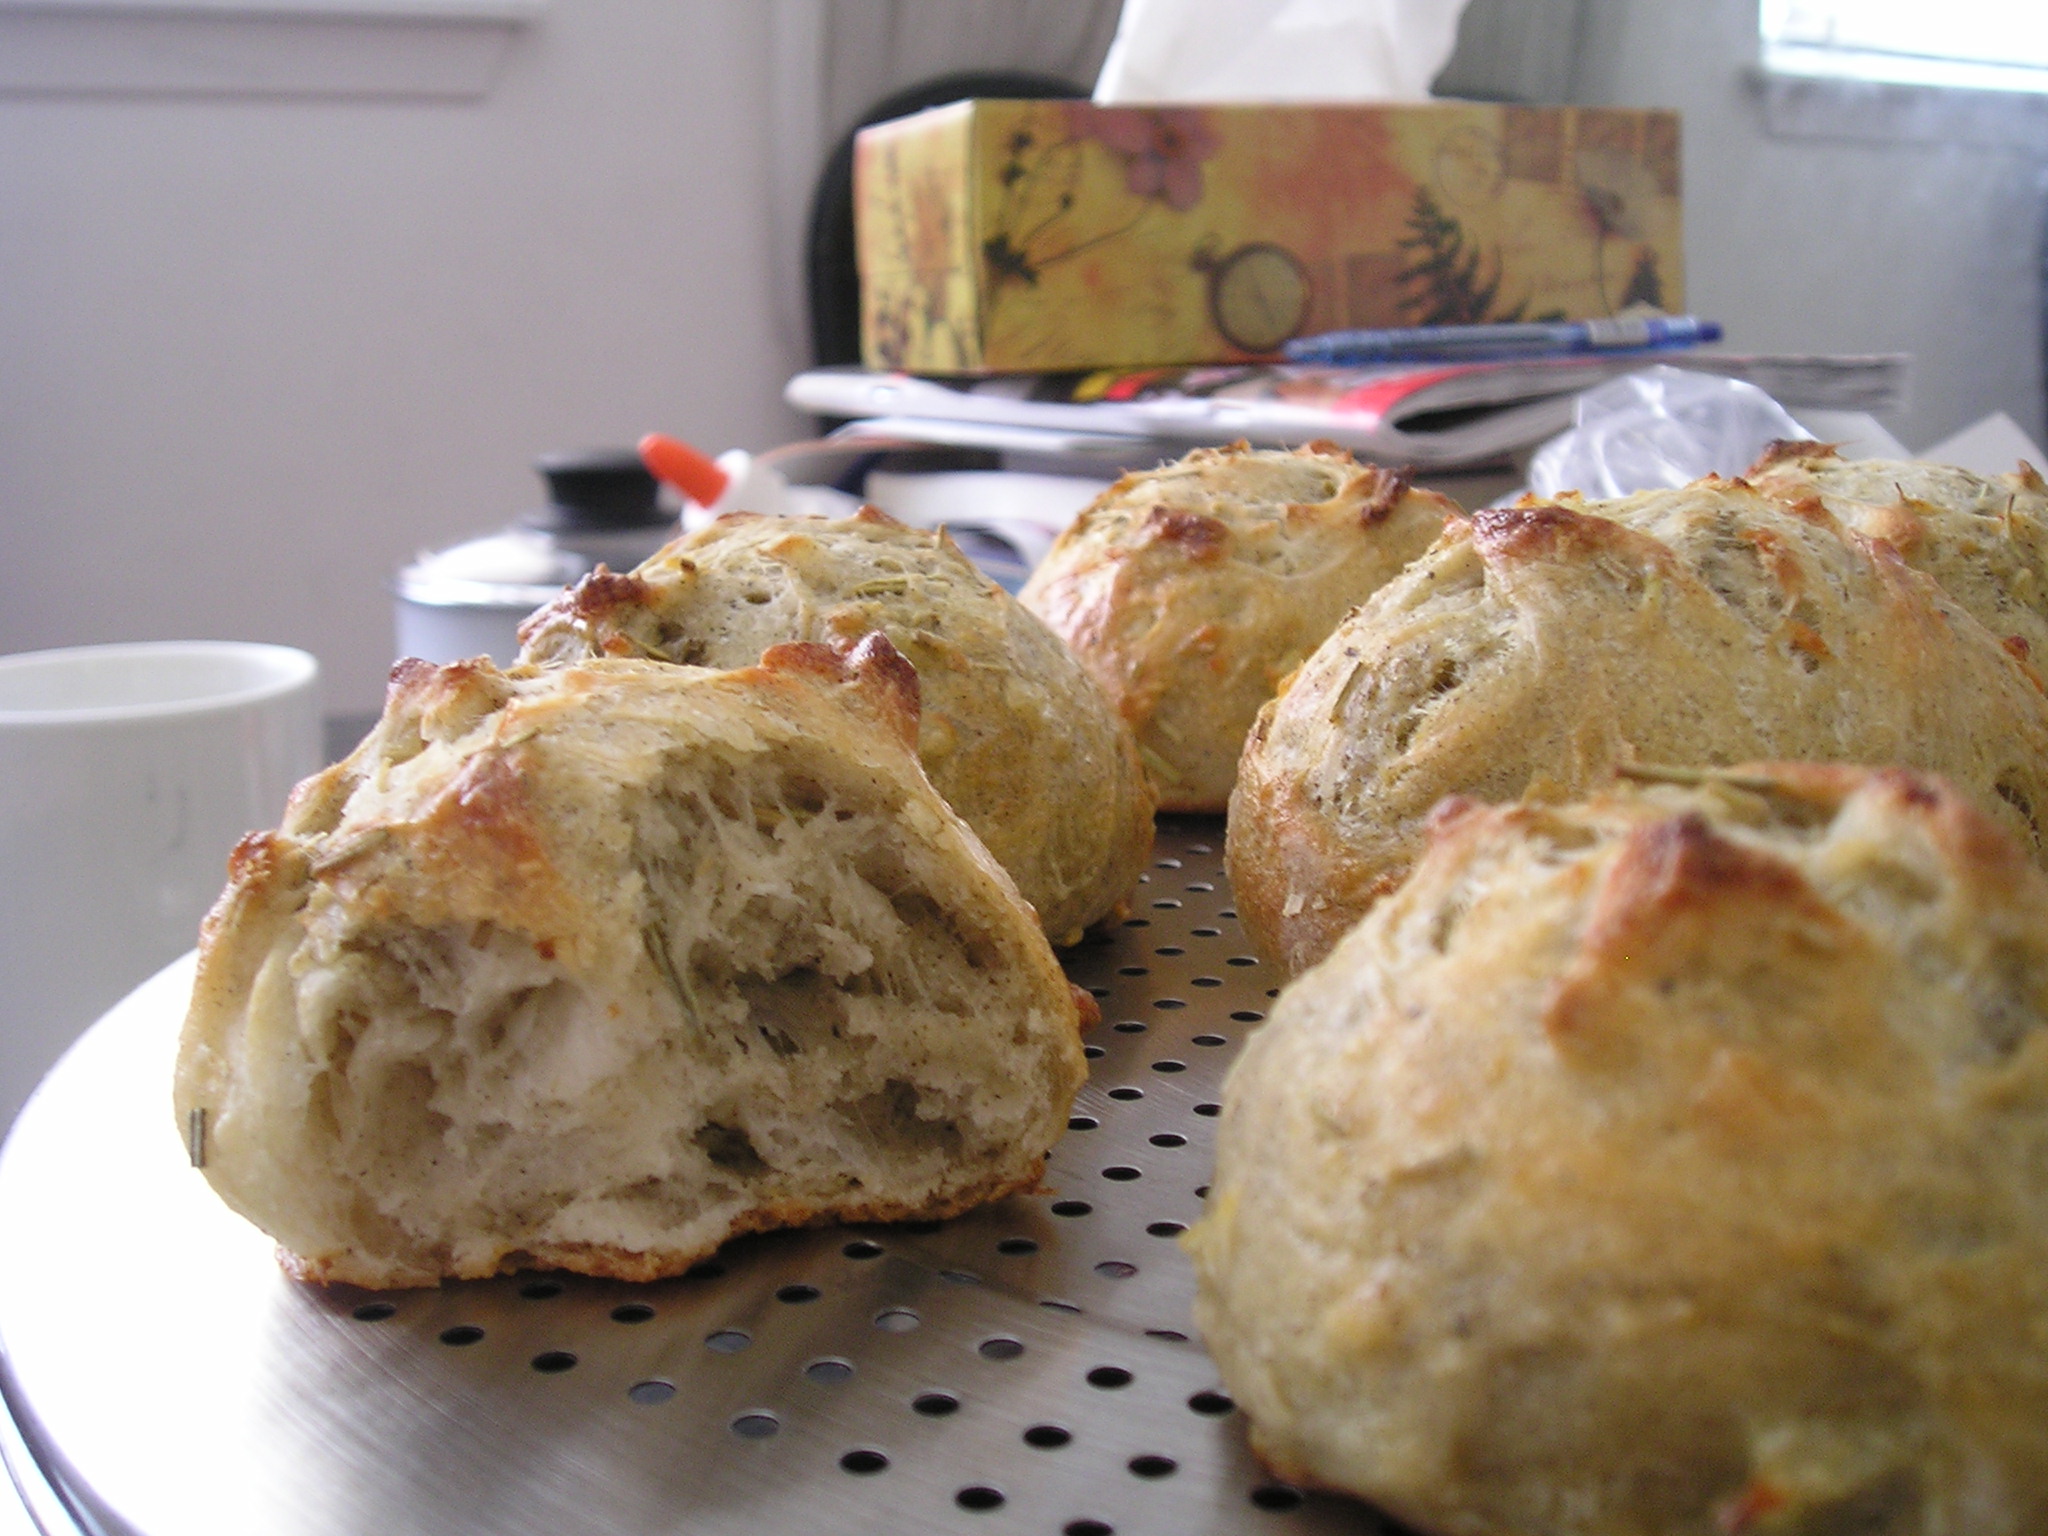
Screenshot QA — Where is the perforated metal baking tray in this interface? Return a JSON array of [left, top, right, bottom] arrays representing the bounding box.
[[0, 819, 1402, 1536]]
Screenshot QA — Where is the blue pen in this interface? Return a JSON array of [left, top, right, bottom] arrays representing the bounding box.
[[1283, 314, 1722, 365]]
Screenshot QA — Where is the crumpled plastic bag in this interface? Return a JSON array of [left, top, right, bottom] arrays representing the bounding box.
[[1528, 365, 1809, 500]]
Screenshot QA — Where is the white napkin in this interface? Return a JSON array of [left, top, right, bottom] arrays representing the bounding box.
[[1918, 411, 2048, 477], [1094, 0, 1474, 104]]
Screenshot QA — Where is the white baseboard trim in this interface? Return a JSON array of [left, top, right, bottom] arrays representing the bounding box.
[[0, 0, 541, 100]]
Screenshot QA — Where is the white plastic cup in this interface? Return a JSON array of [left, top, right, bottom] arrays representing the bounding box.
[[0, 641, 321, 1133]]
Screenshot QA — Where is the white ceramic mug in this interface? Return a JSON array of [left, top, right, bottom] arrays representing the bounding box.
[[0, 641, 321, 1133]]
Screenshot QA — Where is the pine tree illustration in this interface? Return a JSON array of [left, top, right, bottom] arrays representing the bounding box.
[[1395, 187, 1523, 324], [1620, 247, 1665, 311]]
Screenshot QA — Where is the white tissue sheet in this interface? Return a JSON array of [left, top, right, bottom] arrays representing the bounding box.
[[1094, 0, 1474, 105], [1919, 411, 2048, 478]]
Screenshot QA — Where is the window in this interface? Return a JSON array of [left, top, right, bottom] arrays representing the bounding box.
[[1761, 0, 2048, 95]]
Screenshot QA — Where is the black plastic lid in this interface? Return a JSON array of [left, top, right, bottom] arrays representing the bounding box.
[[526, 448, 666, 531]]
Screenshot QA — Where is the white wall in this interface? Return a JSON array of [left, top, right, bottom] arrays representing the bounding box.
[[3, 0, 2044, 715], [0, 0, 1122, 714], [1569, 0, 2047, 453], [1, 2, 802, 715]]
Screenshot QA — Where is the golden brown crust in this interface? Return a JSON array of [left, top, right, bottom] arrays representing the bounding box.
[[1539, 809, 1852, 1057], [1467, 498, 1654, 562], [281, 1154, 1051, 1288], [752, 632, 924, 754], [1227, 479, 2048, 975], [1019, 443, 1456, 813], [1353, 462, 1416, 525], [1744, 444, 2048, 664], [519, 566, 663, 652], [518, 509, 1154, 943], [1068, 982, 1102, 1032], [1225, 703, 1406, 972], [1142, 505, 1232, 559], [1745, 436, 1832, 473], [1190, 765, 2048, 1536]]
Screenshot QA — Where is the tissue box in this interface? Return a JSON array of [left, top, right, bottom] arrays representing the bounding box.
[[855, 99, 1683, 375]]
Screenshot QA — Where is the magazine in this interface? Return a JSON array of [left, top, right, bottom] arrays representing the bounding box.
[[785, 355, 1911, 470]]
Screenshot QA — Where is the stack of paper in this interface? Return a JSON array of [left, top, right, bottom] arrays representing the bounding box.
[[787, 354, 1912, 471]]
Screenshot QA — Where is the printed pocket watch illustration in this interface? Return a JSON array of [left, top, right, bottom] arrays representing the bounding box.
[[1194, 241, 1312, 354]]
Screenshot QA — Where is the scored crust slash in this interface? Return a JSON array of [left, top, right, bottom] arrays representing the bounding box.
[[1228, 465, 2048, 976], [520, 506, 1154, 945], [1021, 443, 1457, 816], [1190, 764, 2048, 1536]]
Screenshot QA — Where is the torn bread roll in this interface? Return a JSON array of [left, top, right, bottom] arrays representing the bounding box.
[[1191, 764, 2048, 1536], [1228, 479, 2048, 974], [520, 507, 1154, 944], [1018, 444, 1457, 813], [175, 638, 1088, 1289]]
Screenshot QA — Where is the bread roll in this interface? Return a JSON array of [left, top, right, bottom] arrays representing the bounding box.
[[175, 639, 1088, 1289], [1228, 480, 2048, 974], [1018, 444, 1456, 812], [520, 507, 1154, 943], [1745, 442, 2048, 667], [1190, 765, 2048, 1536]]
